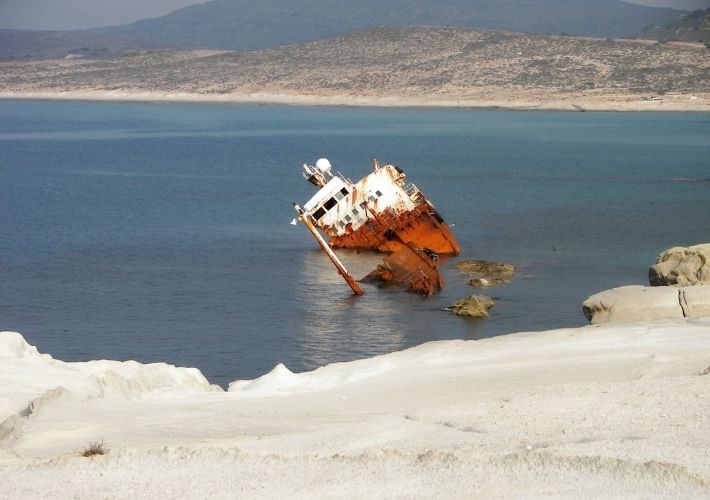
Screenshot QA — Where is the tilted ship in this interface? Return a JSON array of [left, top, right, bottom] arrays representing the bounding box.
[[292, 158, 460, 296]]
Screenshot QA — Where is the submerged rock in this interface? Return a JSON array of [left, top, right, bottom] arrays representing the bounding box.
[[649, 243, 710, 286], [468, 277, 509, 287], [582, 284, 710, 324], [456, 260, 516, 277], [448, 295, 495, 318]]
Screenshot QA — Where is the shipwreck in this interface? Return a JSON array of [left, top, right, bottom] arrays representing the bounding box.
[[292, 158, 460, 296]]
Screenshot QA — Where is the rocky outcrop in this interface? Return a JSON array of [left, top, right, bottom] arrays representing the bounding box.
[[583, 243, 710, 324], [649, 243, 710, 287], [448, 295, 494, 318], [582, 284, 710, 324], [680, 286, 710, 318], [456, 260, 515, 277], [458, 259, 514, 289]]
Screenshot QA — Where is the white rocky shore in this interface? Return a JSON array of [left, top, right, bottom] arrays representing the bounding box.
[[584, 244, 710, 324], [1, 320, 710, 498]]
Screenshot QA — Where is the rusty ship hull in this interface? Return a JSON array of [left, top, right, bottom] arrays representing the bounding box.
[[294, 158, 460, 295], [329, 200, 460, 256]]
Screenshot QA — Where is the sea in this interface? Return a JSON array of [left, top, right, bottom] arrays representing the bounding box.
[[1, 100, 708, 387]]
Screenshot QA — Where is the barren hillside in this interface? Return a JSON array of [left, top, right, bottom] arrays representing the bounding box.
[[1, 27, 708, 110], [643, 8, 710, 43]]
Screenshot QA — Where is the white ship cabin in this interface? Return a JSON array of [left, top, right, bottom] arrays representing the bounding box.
[[302, 158, 422, 237]]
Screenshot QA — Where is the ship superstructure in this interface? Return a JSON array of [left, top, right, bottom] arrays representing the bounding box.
[[293, 158, 460, 296], [301, 158, 460, 256]]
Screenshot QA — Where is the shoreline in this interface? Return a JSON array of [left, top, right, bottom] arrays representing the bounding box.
[[2, 319, 710, 497], [2, 90, 709, 112]]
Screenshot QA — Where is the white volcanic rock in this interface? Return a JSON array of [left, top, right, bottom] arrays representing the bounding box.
[[583, 284, 710, 324], [2, 324, 710, 498], [582, 285, 682, 324], [680, 285, 710, 318], [0, 331, 217, 423], [649, 243, 710, 286]]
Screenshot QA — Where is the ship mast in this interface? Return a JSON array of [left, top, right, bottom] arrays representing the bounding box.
[[292, 203, 363, 296]]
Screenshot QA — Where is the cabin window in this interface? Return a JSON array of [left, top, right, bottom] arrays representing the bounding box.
[[335, 191, 344, 201], [359, 201, 367, 209], [375, 190, 383, 197], [340, 187, 349, 196], [368, 195, 376, 202], [323, 197, 337, 210], [352, 208, 359, 216], [338, 221, 345, 228], [312, 207, 326, 220], [344, 214, 352, 223]]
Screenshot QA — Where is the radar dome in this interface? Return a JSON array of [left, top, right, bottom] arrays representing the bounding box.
[[315, 158, 332, 174]]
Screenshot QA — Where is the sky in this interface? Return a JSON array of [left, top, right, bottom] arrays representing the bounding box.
[[0, 0, 708, 30], [0, 0, 203, 30]]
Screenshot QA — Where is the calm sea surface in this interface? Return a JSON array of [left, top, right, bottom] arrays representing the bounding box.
[[1, 101, 708, 386]]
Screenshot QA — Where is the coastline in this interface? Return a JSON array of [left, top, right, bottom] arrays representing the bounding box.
[[2, 90, 709, 112], [3, 28, 707, 115], [2, 319, 710, 497]]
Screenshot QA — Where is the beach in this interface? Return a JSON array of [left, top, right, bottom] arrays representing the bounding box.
[[1, 89, 709, 112], [2, 320, 709, 498]]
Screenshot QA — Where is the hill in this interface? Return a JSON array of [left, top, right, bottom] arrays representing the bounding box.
[[642, 8, 710, 43], [1, 27, 707, 111], [0, 30, 146, 60], [96, 0, 683, 50], [0, 0, 686, 60]]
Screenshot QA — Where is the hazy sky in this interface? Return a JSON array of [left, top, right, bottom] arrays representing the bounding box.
[[0, 0, 203, 30], [0, 0, 708, 30]]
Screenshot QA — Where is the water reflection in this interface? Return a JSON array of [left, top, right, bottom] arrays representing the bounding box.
[[296, 247, 409, 369]]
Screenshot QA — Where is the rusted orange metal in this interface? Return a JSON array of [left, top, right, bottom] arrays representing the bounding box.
[[362, 240, 444, 296], [296, 158, 461, 296], [329, 201, 460, 256]]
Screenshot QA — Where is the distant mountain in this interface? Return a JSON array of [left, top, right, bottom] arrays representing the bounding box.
[[0, 30, 145, 60], [0, 0, 686, 60], [95, 0, 683, 50], [642, 8, 710, 43]]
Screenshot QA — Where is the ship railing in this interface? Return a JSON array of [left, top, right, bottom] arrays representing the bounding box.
[[404, 183, 420, 197], [405, 183, 423, 204], [336, 171, 354, 185]]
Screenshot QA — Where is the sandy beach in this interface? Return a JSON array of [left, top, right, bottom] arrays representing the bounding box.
[[1, 89, 708, 112], [2, 320, 709, 498]]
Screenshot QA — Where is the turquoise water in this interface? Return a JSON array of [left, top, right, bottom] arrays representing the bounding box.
[[1, 101, 708, 386]]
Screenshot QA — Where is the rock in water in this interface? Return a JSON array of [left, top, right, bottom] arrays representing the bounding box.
[[649, 243, 710, 286], [448, 295, 495, 318], [456, 260, 516, 277], [469, 277, 509, 287]]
